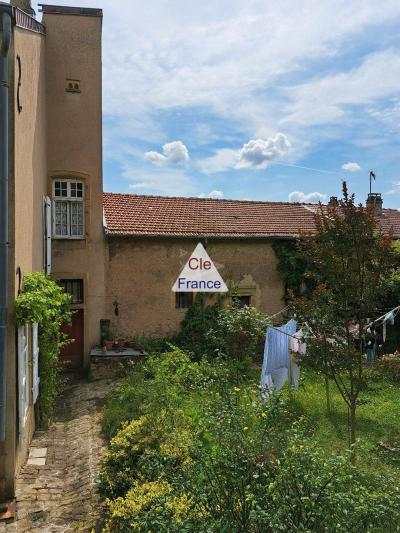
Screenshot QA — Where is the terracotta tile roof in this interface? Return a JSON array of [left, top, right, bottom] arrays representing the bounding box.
[[103, 192, 400, 239]]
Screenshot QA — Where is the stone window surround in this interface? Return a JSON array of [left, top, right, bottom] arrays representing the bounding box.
[[52, 178, 85, 239]]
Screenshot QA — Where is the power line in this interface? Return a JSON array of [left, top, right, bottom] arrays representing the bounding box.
[[271, 161, 342, 176]]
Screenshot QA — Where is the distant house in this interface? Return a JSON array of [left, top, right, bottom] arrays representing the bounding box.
[[2, 0, 400, 509], [102, 192, 400, 339]]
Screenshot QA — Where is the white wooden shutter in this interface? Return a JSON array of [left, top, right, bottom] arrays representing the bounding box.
[[32, 323, 40, 404], [44, 196, 52, 275], [18, 325, 29, 445]]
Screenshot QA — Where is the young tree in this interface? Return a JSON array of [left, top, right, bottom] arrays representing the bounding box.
[[294, 183, 395, 460]]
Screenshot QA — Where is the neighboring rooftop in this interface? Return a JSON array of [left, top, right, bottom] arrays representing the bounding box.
[[38, 4, 102, 16], [103, 192, 400, 239]]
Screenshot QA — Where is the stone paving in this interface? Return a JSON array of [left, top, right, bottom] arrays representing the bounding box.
[[0, 363, 122, 533]]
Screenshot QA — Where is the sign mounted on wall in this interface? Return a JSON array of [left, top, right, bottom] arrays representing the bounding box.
[[172, 243, 228, 292]]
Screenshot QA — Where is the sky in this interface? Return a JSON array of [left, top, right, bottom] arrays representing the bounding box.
[[28, 0, 400, 206]]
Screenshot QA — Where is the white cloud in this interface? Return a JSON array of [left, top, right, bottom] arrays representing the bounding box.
[[126, 167, 196, 195], [342, 162, 361, 172], [32, 0, 400, 195], [288, 191, 326, 203], [236, 134, 291, 169], [199, 134, 290, 174], [145, 140, 189, 165], [198, 148, 238, 174], [198, 190, 224, 199], [283, 50, 400, 128], [387, 181, 400, 195], [54, 0, 400, 155]]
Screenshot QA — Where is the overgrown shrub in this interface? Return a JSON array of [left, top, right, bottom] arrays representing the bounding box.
[[173, 293, 224, 359], [99, 416, 156, 497], [103, 481, 203, 533], [102, 366, 147, 439], [15, 272, 71, 425], [206, 302, 269, 363], [135, 336, 171, 354], [101, 351, 400, 532], [102, 347, 234, 440], [374, 354, 400, 383]]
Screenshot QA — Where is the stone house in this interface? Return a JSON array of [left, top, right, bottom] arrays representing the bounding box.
[[102, 192, 400, 339], [2, 0, 400, 511]]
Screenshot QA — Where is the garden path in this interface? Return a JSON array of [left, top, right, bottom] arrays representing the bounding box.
[[0, 362, 121, 533]]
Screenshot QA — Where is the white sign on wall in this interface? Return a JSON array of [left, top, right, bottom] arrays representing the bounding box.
[[172, 243, 228, 293]]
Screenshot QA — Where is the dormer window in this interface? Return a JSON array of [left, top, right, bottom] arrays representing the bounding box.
[[53, 179, 85, 238]]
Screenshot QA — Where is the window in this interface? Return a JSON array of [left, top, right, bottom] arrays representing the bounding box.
[[58, 279, 84, 304], [175, 292, 193, 309], [53, 179, 85, 238], [66, 79, 81, 93], [236, 295, 251, 308]]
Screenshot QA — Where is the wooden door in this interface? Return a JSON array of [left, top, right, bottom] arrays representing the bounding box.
[[60, 309, 84, 369]]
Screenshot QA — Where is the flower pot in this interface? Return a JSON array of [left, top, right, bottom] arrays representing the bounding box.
[[105, 340, 113, 351]]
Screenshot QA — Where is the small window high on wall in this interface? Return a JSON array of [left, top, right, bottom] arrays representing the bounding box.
[[53, 179, 85, 238], [175, 292, 193, 309], [58, 279, 84, 305]]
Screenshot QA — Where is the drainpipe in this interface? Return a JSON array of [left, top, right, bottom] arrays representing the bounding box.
[[0, 8, 12, 442]]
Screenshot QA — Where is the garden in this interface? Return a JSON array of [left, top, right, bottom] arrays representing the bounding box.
[[97, 187, 400, 532]]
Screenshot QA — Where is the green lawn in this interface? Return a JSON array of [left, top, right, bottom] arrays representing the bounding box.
[[286, 369, 400, 478]]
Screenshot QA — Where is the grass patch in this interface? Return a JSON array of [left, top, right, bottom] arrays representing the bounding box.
[[288, 370, 400, 477]]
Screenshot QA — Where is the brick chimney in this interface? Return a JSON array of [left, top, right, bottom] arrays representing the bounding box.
[[11, 0, 35, 16], [328, 196, 339, 207], [366, 193, 383, 216]]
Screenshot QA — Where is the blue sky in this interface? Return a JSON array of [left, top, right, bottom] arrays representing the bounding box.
[[30, 0, 400, 206]]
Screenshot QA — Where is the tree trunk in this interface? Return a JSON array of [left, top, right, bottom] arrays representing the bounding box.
[[349, 401, 357, 464], [325, 377, 331, 413]]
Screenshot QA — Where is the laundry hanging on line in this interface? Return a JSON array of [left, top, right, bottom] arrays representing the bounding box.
[[260, 319, 306, 392]]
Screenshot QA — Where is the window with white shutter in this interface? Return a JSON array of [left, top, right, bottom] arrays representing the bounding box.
[[32, 323, 40, 404], [18, 324, 29, 445], [52, 179, 85, 238]]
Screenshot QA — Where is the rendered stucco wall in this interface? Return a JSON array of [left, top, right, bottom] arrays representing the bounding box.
[[43, 12, 105, 366], [3, 26, 47, 497], [106, 238, 285, 338]]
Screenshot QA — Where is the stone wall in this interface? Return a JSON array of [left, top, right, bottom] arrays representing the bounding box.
[[106, 237, 284, 338]]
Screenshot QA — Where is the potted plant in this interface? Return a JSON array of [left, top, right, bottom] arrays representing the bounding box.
[[103, 325, 114, 351]]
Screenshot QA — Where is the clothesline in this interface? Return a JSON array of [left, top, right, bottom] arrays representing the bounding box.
[[267, 324, 309, 340], [269, 306, 289, 320], [366, 305, 400, 329], [267, 304, 400, 340]]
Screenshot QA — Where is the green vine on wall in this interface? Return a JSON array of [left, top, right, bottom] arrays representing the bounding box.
[[15, 272, 72, 426], [272, 239, 314, 302]]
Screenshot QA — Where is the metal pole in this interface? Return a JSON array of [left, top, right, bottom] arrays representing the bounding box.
[[0, 9, 12, 442]]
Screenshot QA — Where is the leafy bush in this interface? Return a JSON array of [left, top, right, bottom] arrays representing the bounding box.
[[374, 354, 400, 383], [206, 302, 269, 363], [103, 481, 203, 533], [173, 293, 224, 359], [135, 336, 171, 354], [15, 272, 72, 425], [99, 416, 155, 497], [102, 347, 234, 440], [102, 366, 147, 439], [100, 350, 400, 532]]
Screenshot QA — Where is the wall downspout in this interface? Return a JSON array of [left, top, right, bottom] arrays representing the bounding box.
[[0, 7, 12, 443]]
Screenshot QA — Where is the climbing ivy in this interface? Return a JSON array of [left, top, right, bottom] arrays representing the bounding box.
[[15, 272, 72, 426], [272, 239, 314, 302]]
